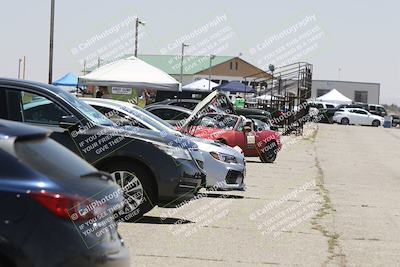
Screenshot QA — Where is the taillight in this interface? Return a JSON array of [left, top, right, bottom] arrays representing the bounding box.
[[30, 191, 106, 221]]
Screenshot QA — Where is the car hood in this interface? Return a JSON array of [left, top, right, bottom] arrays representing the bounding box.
[[183, 90, 235, 128]]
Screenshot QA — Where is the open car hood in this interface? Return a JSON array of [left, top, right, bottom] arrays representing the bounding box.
[[183, 90, 235, 128]]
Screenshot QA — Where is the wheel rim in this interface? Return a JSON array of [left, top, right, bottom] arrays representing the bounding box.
[[110, 171, 144, 212]]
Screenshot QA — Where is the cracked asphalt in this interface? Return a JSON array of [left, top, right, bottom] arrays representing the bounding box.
[[119, 124, 400, 266]]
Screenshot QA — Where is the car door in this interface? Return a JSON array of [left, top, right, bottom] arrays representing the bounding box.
[[357, 110, 370, 125], [1, 88, 80, 154]]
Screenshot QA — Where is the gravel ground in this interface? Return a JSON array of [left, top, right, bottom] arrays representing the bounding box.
[[119, 124, 400, 267]]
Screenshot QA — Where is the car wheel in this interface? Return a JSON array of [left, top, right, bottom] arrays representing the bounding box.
[[341, 118, 349, 125], [101, 161, 156, 222], [372, 120, 380, 127], [260, 141, 277, 163]]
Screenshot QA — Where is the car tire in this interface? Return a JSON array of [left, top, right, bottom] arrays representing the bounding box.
[[372, 120, 380, 127], [341, 118, 349, 125], [100, 160, 156, 222], [260, 141, 278, 163]]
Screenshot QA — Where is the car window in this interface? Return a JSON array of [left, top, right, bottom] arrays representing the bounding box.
[[14, 138, 96, 179], [197, 114, 237, 130], [369, 105, 376, 110], [151, 108, 189, 121], [9, 90, 69, 125], [326, 104, 334, 108], [172, 102, 197, 110], [377, 107, 386, 114], [357, 110, 368, 115], [316, 104, 324, 109]]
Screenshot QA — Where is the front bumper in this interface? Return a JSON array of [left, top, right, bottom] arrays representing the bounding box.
[[157, 158, 205, 205], [201, 151, 246, 190]]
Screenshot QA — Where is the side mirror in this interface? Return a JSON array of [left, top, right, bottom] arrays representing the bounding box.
[[59, 115, 79, 129]]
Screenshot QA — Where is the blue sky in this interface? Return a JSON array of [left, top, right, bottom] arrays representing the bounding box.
[[1, 0, 399, 104]]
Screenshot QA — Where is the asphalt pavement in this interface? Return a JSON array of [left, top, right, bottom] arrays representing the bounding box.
[[119, 124, 400, 267]]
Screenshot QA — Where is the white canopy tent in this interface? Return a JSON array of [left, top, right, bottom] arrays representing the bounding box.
[[182, 78, 218, 91], [316, 89, 352, 105], [78, 56, 181, 91]]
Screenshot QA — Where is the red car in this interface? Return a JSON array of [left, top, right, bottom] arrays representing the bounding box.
[[178, 91, 282, 163]]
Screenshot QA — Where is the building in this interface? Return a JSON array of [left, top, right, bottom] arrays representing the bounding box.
[[137, 55, 272, 86], [312, 80, 380, 104]]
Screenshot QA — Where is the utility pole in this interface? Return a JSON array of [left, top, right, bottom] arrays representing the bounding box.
[[180, 43, 189, 84], [22, 56, 26, 79], [17, 58, 22, 79], [48, 0, 55, 84], [208, 54, 216, 90], [134, 17, 145, 57]]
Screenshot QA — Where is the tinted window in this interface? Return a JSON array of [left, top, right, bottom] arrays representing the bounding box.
[[151, 108, 189, 121], [18, 91, 68, 125], [326, 104, 335, 108], [14, 138, 96, 179]]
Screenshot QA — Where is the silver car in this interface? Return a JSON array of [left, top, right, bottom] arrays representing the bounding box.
[[82, 98, 246, 191]]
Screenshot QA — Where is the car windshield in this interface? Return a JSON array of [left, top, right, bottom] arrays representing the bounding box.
[[197, 114, 238, 130], [122, 104, 178, 133], [56, 91, 114, 126]]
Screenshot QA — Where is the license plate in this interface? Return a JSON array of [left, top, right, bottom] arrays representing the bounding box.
[[246, 135, 255, 145]]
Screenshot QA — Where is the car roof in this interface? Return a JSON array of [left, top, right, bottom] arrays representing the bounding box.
[[0, 119, 49, 140], [145, 104, 192, 114], [0, 77, 67, 96]]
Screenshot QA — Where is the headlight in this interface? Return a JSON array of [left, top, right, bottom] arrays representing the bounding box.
[[153, 142, 192, 160], [210, 152, 237, 163]]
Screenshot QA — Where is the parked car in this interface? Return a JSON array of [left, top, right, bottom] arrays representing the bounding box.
[[173, 92, 282, 163], [0, 119, 129, 267], [0, 78, 205, 219], [368, 104, 388, 117], [83, 98, 246, 190], [309, 101, 338, 123], [148, 98, 275, 124], [332, 108, 384, 126], [391, 114, 400, 127]]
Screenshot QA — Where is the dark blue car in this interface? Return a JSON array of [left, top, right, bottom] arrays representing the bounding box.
[[0, 119, 129, 267]]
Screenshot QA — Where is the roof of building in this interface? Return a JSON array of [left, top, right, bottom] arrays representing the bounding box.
[[137, 54, 235, 75]]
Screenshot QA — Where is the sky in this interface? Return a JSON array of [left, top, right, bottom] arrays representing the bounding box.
[[1, 0, 399, 104]]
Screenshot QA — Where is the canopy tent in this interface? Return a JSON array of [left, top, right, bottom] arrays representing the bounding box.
[[78, 56, 181, 91], [53, 73, 79, 87], [182, 78, 218, 91], [215, 80, 255, 94], [316, 89, 352, 104]]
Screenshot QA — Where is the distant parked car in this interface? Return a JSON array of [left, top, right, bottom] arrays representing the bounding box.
[[333, 108, 384, 126], [368, 104, 388, 117], [0, 119, 129, 267], [391, 114, 400, 127], [309, 101, 338, 123], [0, 78, 205, 219], [83, 98, 246, 190]]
